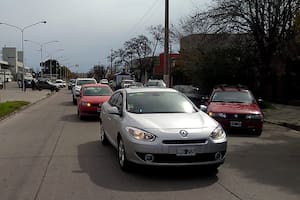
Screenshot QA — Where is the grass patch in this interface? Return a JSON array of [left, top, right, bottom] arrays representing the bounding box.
[[0, 101, 30, 118], [260, 100, 276, 109]]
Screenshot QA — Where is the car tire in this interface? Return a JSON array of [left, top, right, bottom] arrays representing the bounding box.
[[254, 130, 262, 136], [118, 137, 131, 171], [99, 125, 108, 145]]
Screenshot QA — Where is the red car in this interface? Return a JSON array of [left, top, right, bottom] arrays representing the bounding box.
[[77, 84, 113, 119], [206, 85, 263, 135]]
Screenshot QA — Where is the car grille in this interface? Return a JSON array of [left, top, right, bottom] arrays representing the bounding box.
[[162, 139, 207, 144], [136, 151, 226, 163], [226, 114, 246, 120]]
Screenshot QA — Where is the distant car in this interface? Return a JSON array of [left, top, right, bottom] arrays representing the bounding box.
[[121, 79, 135, 88], [100, 87, 227, 171], [173, 85, 208, 107], [72, 78, 97, 104], [77, 84, 113, 119], [145, 79, 166, 88], [36, 80, 60, 92], [204, 84, 263, 135], [0, 82, 3, 89], [55, 79, 65, 88], [99, 79, 109, 84]]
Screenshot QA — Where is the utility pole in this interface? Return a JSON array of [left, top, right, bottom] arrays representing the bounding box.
[[110, 49, 113, 75], [163, 0, 170, 87]]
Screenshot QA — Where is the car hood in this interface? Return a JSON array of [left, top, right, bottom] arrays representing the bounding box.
[[126, 112, 218, 129], [208, 102, 262, 114], [81, 96, 110, 103]]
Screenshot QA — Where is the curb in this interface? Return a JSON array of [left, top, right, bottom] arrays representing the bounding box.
[[264, 120, 300, 132]]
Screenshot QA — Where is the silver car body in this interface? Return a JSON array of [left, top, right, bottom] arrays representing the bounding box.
[[100, 87, 227, 167]]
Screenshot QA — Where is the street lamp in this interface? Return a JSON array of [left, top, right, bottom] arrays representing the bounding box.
[[0, 21, 47, 91], [24, 39, 59, 78]]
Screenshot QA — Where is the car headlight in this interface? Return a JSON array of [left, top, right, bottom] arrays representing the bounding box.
[[81, 102, 91, 107], [126, 127, 156, 142], [245, 114, 263, 120], [208, 112, 227, 118], [210, 126, 226, 140]]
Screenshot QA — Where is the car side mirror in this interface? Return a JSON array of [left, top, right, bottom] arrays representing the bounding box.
[[108, 106, 121, 116], [199, 105, 207, 113]]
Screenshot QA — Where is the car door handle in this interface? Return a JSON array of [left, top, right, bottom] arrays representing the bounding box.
[[107, 117, 111, 121]]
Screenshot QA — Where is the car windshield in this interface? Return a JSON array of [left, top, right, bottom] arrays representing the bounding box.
[[126, 92, 196, 114], [77, 80, 96, 86], [211, 91, 255, 103], [83, 86, 112, 96]]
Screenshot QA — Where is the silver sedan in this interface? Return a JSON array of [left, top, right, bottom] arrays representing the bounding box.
[[99, 87, 227, 171]]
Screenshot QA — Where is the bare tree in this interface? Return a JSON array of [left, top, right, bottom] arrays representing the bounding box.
[[182, 0, 300, 99]]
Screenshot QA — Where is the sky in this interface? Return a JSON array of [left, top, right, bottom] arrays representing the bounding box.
[[0, 0, 212, 73]]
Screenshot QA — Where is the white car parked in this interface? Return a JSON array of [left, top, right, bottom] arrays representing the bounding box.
[[72, 78, 97, 104]]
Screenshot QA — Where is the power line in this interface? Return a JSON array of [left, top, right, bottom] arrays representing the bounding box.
[[125, 0, 160, 38]]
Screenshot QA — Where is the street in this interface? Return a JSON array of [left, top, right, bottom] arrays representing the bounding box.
[[0, 89, 299, 200]]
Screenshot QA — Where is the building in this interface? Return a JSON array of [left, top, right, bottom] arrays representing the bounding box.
[[1, 47, 26, 79]]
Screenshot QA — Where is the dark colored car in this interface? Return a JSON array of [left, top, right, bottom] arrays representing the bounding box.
[[36, 80, 60, 92], [173, 85, 208, 107], [205, 85, 263, 135]]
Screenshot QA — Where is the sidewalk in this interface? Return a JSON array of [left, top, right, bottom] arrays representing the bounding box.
[[263, 104, 300, 131], [0, 81, 52, 103]]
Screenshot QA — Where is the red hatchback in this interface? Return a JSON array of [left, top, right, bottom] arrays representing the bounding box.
[[77, 84, 113, 119], [206, 85, 263, 135]]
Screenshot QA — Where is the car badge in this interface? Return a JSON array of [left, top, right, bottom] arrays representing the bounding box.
[[179, 130, 188, 137], [234, 114, 238, 118]]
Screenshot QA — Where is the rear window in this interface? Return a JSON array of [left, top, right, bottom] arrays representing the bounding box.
[[83, 86, 112, 96], [77, 79, 96, 86]]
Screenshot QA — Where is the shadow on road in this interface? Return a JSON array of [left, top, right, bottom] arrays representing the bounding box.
[[60, 114, 99, 122], [60, 101, 75, 107], [226, 124, 300, 195], [77, 141, 219, 192]]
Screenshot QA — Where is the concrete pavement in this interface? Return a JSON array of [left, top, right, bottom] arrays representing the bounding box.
[[263, 104, 300, 131], [0, 81, 53, 103]]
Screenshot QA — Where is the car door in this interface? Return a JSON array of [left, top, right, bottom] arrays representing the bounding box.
[[105, 92, 123, 145]]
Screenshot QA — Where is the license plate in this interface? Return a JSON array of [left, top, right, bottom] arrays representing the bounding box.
[[176, 148, 196, 156], [230, 121, 242, 127]]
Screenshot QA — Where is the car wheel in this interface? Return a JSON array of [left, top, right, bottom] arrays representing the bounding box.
[[254, 130, 262, 136], [118, 137, 131, 171], [99, 125, 108, 144]]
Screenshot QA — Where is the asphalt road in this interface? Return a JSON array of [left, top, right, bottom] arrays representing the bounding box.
[[0, 89, 299, 200]]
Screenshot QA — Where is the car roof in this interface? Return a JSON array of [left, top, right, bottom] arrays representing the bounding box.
[[122, 87, 177, 94], [213, 84, 249, 92], [81, 83, 110, 88]]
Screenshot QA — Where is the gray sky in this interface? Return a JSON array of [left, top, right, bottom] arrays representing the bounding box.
[[0, 0, 211, 72]]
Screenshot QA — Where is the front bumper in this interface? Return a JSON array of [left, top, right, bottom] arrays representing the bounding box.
[[122, 136, 227, 166]]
